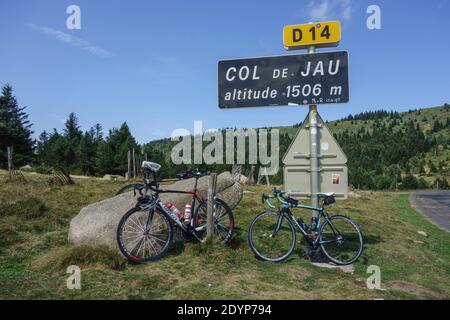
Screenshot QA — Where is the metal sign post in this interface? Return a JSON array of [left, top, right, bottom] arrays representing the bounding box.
[[307, 45, 319, 219], [307, 45, 320, 219]]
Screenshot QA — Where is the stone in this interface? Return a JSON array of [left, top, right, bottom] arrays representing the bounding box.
[[417, 230, 428, 237], [310, 262, 355, 274], [102, 174, 124, 181], [68, 172, 243, 249]]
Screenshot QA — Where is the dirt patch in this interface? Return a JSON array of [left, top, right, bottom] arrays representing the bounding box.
[[387, 280, 442, 299]]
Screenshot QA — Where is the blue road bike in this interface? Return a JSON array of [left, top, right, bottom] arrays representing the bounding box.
[[248, 188, 363, 265]]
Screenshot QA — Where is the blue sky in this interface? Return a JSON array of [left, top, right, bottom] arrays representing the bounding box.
[[1, 0, 449, 143]]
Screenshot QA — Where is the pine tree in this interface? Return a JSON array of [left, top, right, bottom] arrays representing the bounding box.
[[78, 131, 96, 175], [63, 113, 82, 170], [64, 112, 82, 142], [96, 122, 139, 175], [0, 84, 34, 167]]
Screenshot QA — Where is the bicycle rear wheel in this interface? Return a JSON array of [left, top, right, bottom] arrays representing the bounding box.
[[193, 198, 234, 244], [117, 206, 173, 263], [319, 215, 364, 265], [248, 211, 296, 263]]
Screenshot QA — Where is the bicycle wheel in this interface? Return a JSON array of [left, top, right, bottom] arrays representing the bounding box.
[[193, 198, 234, 244], [117, 206, 173, 263], [248, 211, 296, 263], [319, 215, 364, 265]]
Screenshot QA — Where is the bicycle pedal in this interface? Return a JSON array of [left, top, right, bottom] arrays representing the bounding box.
[[301, 251, 311, 260]]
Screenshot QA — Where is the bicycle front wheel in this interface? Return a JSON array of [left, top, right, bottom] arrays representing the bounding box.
[[117, 207, 173, 263], [319, 215, 364, 265], [248, 211, 296, 263]]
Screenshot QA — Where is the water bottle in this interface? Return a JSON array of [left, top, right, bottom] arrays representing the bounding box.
[[167, 202, 182, 219], [184, 202, 192, 225]]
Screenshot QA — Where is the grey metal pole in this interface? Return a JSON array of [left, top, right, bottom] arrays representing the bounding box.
[[307, 45, 320, 220]]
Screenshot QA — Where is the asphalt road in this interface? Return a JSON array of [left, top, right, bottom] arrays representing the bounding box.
[[410, 191, 450, 231]]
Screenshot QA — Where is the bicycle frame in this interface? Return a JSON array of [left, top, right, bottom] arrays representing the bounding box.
[[140, 174, 208, 242], [266, 194, 341, 249]]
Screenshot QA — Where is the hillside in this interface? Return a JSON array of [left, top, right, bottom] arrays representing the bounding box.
[[144, 104, 450, 189]]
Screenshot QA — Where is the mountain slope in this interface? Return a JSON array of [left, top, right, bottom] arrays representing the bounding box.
[[143, 104, 450, 189]]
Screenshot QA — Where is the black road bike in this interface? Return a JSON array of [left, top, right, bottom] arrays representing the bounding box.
[[248, 188, 364, 265], [117, 162, 235, 263]]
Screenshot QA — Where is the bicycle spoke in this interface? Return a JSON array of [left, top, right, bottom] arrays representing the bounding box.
[[193, 200, 234, 244], [119, 208, 171, 261]]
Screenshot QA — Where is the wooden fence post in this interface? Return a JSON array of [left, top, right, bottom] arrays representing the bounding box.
[[132, 148, 136, 179], [7, 146, 13, 180], [206, 173, 218, 240], [127, 150, 131, 180]]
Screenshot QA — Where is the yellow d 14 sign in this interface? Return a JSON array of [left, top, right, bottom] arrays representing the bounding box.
[[283, 21, 341, 50]]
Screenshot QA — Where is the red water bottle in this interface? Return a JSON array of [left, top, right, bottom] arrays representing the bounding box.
[[184, 202, 192, 224], [167, 202, 182, 220]]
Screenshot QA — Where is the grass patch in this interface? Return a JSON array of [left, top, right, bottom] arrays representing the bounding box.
[[0, 170, 449, 299], [32, 245, 127, 272], [0, 196, 46, 219]]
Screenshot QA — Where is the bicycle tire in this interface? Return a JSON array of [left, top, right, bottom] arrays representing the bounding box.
[[248, 211, 296, 263], [319, 215, 364, 265], [117, 206, 173, 263]]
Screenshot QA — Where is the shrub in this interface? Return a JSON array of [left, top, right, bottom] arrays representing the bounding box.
[[0, 197, 46, 219], [34, 165, 54, 175], [401, 175, 419, 190], [417, 178, 429, 189], [434, 177, 449, 189], [373, 175, 393, 190]]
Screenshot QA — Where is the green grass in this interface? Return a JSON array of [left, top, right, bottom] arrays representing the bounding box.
[[0, 171, 449, 299]]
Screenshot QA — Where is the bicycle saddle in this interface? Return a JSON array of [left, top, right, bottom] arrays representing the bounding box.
[[141, 161, 161, 172], [316, 192, 335, 197]]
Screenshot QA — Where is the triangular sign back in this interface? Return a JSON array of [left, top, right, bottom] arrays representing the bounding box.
[[282, 112, 347, 166]]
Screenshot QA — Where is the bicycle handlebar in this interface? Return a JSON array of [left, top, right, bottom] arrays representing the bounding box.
[[262, 188, 299, 209], [176, 168, 209, 180]]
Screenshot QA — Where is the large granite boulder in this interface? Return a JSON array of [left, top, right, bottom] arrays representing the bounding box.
[[68, 172, 242, 249]]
